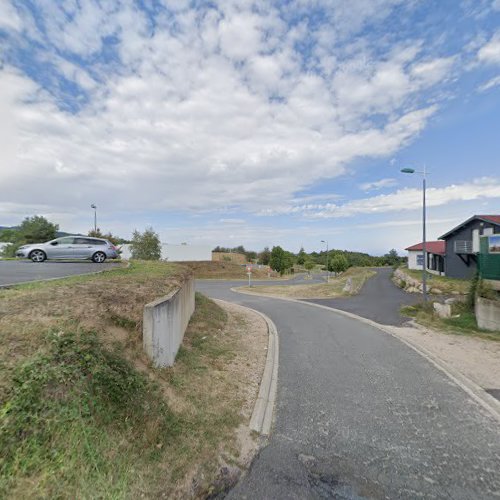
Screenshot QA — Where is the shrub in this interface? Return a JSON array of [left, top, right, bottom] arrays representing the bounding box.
[[130, 227, 161, 260]]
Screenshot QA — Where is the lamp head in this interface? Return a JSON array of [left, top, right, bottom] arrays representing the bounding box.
[[91, 204, 97, 209], [400, 168, 415, 174]]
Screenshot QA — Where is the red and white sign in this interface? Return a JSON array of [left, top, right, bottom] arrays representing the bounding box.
[[246, 265, 252, 272]]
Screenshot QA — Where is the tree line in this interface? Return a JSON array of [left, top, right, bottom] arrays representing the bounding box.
[[214, 244, 405, 276]]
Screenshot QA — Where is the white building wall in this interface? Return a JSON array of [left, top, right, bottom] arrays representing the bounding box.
[[119, 243, 212, 262], [407, 250, 423, 270]]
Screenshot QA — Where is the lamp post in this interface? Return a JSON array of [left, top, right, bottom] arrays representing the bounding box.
[[91, 204, 97, 233], [401, 166, 428, 303], [321, 240, 329, 283]]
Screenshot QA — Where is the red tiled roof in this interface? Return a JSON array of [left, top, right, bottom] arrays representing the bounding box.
[[478, 215, 500, 225], [405, 241, 445, 255]]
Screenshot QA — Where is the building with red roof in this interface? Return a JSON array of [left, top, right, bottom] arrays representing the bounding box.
[[405, 215, 500, 279]]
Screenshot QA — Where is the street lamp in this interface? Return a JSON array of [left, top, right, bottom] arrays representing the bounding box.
[[91, 204, 97, 233], [321, 240, 329, 283], [401, 166, 428, 303]]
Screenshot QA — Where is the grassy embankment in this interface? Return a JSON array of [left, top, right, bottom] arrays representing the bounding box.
[[398, 267, 499, 340], [401, 302, 500, 341], [184, 260, 282, 280], [0, 261, 261, 498], [397, 267, 469, 295], [237, 267, 376, 299]]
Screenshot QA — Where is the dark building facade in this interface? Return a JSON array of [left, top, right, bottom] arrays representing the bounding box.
[[439, 215, 500, 279]]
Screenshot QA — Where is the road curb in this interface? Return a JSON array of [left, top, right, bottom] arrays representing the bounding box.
[[215, 298, 279, 436], [232, 287, 500, 424]]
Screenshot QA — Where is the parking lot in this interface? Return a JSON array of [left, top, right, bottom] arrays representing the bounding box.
[[0, 260, 122, 286]]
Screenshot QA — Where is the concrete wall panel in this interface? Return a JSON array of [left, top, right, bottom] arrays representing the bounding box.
[[476, 297, 500, 332], [143, 276, 195, 367]]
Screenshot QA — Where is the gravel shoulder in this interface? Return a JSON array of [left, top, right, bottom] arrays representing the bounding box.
[[389, 323, 500, 391]]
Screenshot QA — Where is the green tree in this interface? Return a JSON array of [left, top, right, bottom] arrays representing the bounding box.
[[297, 246, 307, 265], [258, 247, 271, 265], [130, 227, 161, 260], [19, 216, 59, 243], [1, 216, 59, 257], [383, 248, 400, 266], [269, 246, 292, 276], [330, 254, 349, 275], [88, 228, 104, 238], [304, 259, 315, 275]]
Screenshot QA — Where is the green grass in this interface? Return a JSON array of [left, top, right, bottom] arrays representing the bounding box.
[[0, 260, 178, 294], [399, 267, 469, 295], [0, 328, 181, 498], [0, 262, 254, 498], [401, 302, 500, 341]]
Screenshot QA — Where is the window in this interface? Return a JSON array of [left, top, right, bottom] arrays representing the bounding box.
[[74, 237, 93, 245], [54, 237, 75, 245]]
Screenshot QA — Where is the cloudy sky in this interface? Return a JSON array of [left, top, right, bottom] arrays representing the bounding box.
[[1, 0, 499, 254]]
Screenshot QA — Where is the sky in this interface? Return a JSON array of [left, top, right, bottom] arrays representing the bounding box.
[[0, 0, 499, 255]]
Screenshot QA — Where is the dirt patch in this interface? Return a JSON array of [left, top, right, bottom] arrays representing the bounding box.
[[183, 261, 281, 280], [389, 324, 500, 390]]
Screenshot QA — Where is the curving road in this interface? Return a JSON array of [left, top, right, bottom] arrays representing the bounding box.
[[304, 267, 421, 326], [197, 279, 500, 499]]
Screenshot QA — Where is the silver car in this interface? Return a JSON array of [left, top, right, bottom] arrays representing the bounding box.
[[16, 236, 119, 263]]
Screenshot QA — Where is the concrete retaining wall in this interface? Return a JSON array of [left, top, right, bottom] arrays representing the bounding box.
[[476, 297, 500, 332], [143, 276, 195, 367]]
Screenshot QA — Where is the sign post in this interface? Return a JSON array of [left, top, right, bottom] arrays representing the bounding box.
[[246, 265, 252, 287]]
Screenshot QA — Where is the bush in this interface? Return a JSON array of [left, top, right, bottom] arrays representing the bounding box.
[[0, 329, 178, 497], [130, 227, 161, 260], [329, 254, 349, 275]]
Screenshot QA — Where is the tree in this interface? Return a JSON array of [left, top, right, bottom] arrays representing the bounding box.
[[258, 247, 271, 265], [297, 246, 307, 265], [304, 259, 315, 275], [269, 246, 292, 276], [88, 228, 104, 238], [130, 227, 161, 260], [89, 229, 128, 246], [1, 216, 58, 256], [330, 254, 349, 275], [19, 216, 58, 243], [383, 248, 400, 266]]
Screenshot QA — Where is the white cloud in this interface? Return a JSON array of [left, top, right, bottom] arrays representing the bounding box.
[[0, 1, 22, 31], [359, 178, 398, 191], [262, 178, 500, 218], [477, 31, 500, 64], [0, 0, 484, 234], [478, 74, 500, 91]]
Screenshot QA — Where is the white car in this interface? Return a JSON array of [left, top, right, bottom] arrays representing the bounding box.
[[16, 236, 119, 263]]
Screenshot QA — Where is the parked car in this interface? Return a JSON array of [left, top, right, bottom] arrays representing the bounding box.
[[16, 236, 119, 263]]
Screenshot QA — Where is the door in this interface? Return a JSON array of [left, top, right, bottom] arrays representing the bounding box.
[[45, 237, 76, 259], [73, 237, 95, 259]]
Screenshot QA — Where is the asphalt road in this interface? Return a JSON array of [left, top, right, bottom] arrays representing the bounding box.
[[196, 281, 500, 499], [304, 267, 421, 326], [0, 260, 121, 286]]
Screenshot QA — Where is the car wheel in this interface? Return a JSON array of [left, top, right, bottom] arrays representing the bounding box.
[[30, 250, 47, 263], [92, 252, 106, 263]]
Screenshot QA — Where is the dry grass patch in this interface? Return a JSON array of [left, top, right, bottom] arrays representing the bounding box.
[[237, 267, 376, 299], [184, 261, 280, 280], [0, 262, 268, 498]]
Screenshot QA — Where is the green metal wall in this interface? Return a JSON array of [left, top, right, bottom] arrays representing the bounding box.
[[479, 236, 500, 280]]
